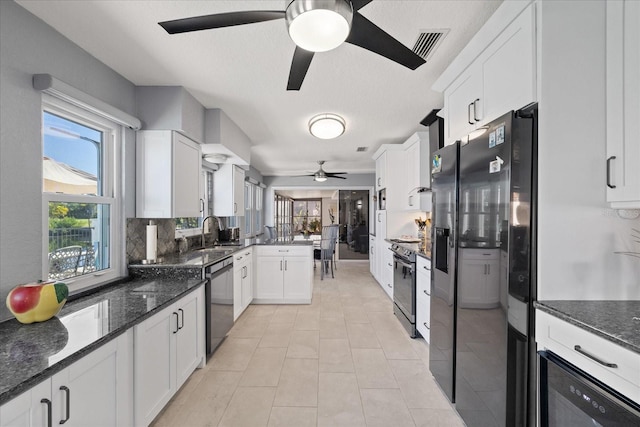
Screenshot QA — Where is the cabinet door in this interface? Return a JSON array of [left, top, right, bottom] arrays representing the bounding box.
[[369, 235, 376, 277], [175, 290, 201, 389], [481, 4, 535, 126], [0, 380, 50, 427], [233, 165, 245, 215], [606, 0, 640, 207], [51, 338, 121, 427], [134, 304, 176, 426], [444, 69, 482, 144], [405, 142, 420, 210], [173, 133, 202, 218], [283, 256, 311, 300], [375, 151, 387, 190], [256, 256, 284, 299], [375, 210, 387, 240], [416, 270, 430, 343], [241, 260, 253, 310]]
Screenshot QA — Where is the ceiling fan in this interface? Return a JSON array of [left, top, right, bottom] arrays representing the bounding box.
[[158, 0, 426, 91], [299, 161, 347, 181]]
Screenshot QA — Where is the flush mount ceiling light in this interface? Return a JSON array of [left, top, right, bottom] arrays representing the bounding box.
[[286, 0, 353, 53], [309, 113, 346, 139], [203, 153, 228, 164]]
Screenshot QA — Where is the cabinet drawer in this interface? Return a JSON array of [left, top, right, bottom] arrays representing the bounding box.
[[536, 310, 640, 404], [257, 245, 311, 257], [460, 248, 499, 260], [416, 256, 431, 273], [234, 248, 252, 263]]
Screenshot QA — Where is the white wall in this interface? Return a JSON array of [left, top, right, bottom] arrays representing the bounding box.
[[0, 1, 137, 321], [536, 0, 640, 300]]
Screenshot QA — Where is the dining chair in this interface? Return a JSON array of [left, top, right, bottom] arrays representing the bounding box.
[[48, 245, 82, 279], [318, 225, 339, 280]]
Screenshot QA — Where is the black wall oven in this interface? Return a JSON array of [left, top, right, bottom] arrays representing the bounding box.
[[539, 351, 640, 426], [391, 243, 417, 338]]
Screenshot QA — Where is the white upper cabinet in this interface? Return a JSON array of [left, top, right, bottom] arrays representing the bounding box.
[[375, 151, 387, 191], [606, 0, 640, 208], [136, 130, 202, 218], [402, 132, 432, 211], [437, 3, 536, 145], [213, 164, 245, 216]]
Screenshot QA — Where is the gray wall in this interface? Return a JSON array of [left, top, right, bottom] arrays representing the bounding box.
[[0, 1, 137, 321], [262, 173, 375, 227]]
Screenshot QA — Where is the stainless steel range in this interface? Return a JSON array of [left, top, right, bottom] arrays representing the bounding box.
[[390, 243, 418, 338]]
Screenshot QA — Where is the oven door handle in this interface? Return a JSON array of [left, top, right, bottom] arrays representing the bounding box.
[[393, 256, 415, 272]]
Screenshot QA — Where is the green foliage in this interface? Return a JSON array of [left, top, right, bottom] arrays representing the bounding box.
[[49, 203, 69, 219]]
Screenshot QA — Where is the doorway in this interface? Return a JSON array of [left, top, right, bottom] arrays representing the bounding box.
[[338, 190, 370, 260]]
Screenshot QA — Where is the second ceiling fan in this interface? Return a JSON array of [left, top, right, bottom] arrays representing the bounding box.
[[159, 0, 426, 90]]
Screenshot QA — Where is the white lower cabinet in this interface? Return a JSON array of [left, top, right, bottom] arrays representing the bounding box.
[[536, 310, 640, 405], [254, 246, 313, 304], [134, 287, 204, 426], [416, 256, 431, 343], [233, 248, 253, 320], [0, 332, 132, 427], [380, 242, 394, 300]]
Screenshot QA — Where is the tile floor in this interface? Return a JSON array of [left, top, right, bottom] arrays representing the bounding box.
[[151, 262, 464, 427]]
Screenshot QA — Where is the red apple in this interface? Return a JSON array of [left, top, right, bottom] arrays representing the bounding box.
[[7, 284, 42, 313]]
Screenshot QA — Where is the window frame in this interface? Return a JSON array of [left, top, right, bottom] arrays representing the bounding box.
[[41, 95, 123, 291]]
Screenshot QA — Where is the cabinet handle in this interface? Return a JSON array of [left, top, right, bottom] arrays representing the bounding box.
[[423, 289, 430, 296], [408, 195, 413, 206], [41, 398, 52, 427], [280, 260, 283, 271], [606, 156, 617, 189], [278, 249, 289, 252], [468, 102, 474, 125], [234, 203, 237, 213], [377, 177, 381, 186], [285, 260, 288, 270], [573, 345, 618, 368], [173, 312, 179, 334], [423, 265, 430, 271], [200, 198, 205, 213], [60, 386, 70, 424], [178, 308, 184, 330], [473, 98, 481, 122], [424, 322, 430, 330], [387, 283, 392, 288]]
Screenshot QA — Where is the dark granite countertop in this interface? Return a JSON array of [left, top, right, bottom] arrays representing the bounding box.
[[129, 238, 313, 270], [0, 277, 205, 405], [535, 300, 640, 354]]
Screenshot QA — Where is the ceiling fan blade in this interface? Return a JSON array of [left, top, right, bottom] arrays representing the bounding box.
[[326, 175, 347, 179], [159, 10, 285, 34], [346, 12, 426, 70], [326, 172, 347, 176], [287, 47, 315, 91], [351, 0, 373, 11]]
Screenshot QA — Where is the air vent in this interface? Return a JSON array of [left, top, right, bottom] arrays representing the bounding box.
[[412, 29, 449, 61], [356, 147, 368, 152]]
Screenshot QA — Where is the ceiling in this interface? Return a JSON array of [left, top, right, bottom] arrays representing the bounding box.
[[17, 0, 501, 177]]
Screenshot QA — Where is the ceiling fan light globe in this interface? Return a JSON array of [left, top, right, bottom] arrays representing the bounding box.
[[309, 113, 345, 139], [286, 0, 353, 53], [314, 175, 328, 182]]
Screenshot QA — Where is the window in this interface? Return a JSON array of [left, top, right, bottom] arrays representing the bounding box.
[[292, 199, 322, 234], [274, 194, 292, 239], [43, 97, 121, 290]]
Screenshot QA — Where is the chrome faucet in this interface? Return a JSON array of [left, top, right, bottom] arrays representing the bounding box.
[[201, 215, 220, 248]]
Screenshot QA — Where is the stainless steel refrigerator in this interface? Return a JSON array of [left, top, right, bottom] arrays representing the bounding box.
[[429, 104, 537, 427]]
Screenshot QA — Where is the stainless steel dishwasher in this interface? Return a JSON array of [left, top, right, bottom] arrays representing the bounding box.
[[205, 256, 234, 355]]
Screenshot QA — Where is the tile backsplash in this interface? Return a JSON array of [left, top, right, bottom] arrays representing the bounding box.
[[126, 218, 177, 264]]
